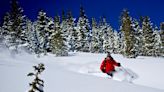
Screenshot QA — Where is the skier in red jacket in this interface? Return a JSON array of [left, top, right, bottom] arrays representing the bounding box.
[[100, 52, 121, 77]]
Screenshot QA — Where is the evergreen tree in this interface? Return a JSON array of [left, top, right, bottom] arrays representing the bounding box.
[[24, 19, 44, 54], [113, 30, 120, 54], [153, 26, 162, 56], [131, 19, 140, 57], [28, 63, 45, 92], [61, 11, 67, 35], [101, 17, 114, 53], [97, 17, 105, 53], [46, 17, 55, 52], [66, 11, 78, 52], [120, 9, 137, 58], [36, 10, 50, 55], [61, 10, 77, 52], [51, 16, 68, 56], [76, 6, 91, 52], [24, 19, 33, 53], [20, 18, 28, 49], [7, 0, 26, 52], [0, 27, 2, 44], [22, 20, 41, 55], [0, 12, 11, 47], [141, 16, 155, 56], [32, 21, 42, 56], [160, 22, 164, 56], [101, 17, 108, 53], [91, 18, 99, 53], [61, 10, 68, 45], [134, 18, 144, 56]]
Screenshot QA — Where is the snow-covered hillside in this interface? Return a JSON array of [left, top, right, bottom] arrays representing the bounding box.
[[0, 48, 164, 92]]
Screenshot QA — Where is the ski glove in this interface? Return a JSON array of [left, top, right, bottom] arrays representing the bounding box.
[[117, 63, 121, 67]]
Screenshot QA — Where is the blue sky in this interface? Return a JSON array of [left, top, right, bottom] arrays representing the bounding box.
[[0, 0, 164, 29]]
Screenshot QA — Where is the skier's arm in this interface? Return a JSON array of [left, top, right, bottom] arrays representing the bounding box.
[[113, 60, 121, 67]]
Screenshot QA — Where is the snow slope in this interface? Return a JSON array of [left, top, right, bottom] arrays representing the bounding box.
[[0, 48, 164, 92]]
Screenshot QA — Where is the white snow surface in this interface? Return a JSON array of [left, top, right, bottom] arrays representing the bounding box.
[[0, 48, 164, 92]]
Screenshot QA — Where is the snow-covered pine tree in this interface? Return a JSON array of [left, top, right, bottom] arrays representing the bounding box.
[[91, 18, 100, 53], [24, 19, 33, 53], [131, 19, 140, 57], [27, 63, 45, 92], [101, 17, 108, 53], [70, 28, 78, 52], [101, 17, 114, 53], [106, 24, 114, 53], [0, 27, 2, 44], [20, 18, 29, 51], [134, 18, 144, 56], [141, 16, 155, 56], [0, 12, 11, 47], [120, 9, 137, 58], [113, 30, 120, 54], [66, 11, 78, 52], [36, 10, 50, 55], [61, 10, 69, 45], [46, 17, 55, 52], [51, 15, 68, 56], [153, 26, 162, 56], [24, 19, 43, 54], [32, 21, 42, 56], [97, 17, 105, 53], [61, 10, 76, 52], [76, 6, 91, 52], [108, 26, 115, 53], [7, 0, 26, 53], [160, 22, 164, 56]]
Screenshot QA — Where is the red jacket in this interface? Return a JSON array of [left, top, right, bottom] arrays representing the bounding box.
[[100, 58, 120, 73]]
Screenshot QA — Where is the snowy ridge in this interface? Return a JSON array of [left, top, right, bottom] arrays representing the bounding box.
[[0, 48, 164, 92]]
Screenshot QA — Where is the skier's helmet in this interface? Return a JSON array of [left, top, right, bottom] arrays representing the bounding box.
[[107, 52, 111, 57]]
